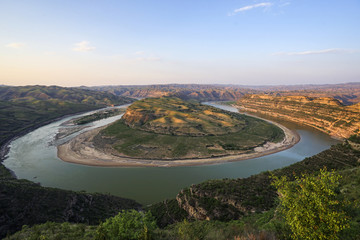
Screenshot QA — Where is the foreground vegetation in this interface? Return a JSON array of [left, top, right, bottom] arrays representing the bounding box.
[[94, 97, 284, 159], [272, 169, 350, 240], [0, 171, 141, 239]]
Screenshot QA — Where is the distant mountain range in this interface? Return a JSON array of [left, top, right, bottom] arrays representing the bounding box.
[[85, 82, 360, 105]]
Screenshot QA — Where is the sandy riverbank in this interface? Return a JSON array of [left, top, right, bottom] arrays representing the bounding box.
[[57, 116, 300, 167]]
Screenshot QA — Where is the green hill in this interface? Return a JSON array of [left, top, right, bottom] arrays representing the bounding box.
[[122, 97, 247, 136], [94, 97, 284, 159]]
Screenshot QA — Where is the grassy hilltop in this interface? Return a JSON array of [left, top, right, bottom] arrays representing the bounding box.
[[94, 97, 284, 159], [122, 97, 247, 136]]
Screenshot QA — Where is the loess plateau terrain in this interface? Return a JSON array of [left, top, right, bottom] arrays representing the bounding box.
[[93, 97, 285, 160], [237, 94, 360, 139]]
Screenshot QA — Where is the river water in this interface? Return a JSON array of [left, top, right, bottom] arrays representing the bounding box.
[[3, 103, 340, 205]]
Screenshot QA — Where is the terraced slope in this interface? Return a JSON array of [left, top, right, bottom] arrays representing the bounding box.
[[237, 95, 360, 138]]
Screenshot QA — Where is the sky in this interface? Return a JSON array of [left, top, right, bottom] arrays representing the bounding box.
[[1, 0, 360, 87]]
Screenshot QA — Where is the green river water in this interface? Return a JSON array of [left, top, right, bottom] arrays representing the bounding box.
[[4, 103, 339, 205]]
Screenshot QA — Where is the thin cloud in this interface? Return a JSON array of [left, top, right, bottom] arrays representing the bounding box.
[[134, 51, 145, 55], [72, 41, 95, 52], [274, 48, 357, 56], [279, 2, 291, 7], [5, 42, 25, 49], [229, 2, 273, 16]]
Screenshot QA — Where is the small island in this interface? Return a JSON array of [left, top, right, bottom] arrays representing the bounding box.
[[58, 97, 299, 167]]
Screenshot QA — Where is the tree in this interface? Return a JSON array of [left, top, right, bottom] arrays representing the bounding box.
[[271, 168, 350, 240], [95, 210, 157, 240]]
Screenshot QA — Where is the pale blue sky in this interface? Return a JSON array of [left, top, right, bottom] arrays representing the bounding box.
[[1, 0, 359, 86]]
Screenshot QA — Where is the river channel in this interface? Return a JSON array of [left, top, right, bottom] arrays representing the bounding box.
[[3, 103, 340, 205]]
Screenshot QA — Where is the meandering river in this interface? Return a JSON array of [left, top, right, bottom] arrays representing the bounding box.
[[3, 103, 340, 205]]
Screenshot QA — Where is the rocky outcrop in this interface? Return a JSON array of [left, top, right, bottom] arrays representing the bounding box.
[[175, 173, 277, 221], [237, 95, 360, 139], [176, 187, 244, 221]]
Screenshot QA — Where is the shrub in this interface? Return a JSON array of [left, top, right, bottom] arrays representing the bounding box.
[[95, 210, 157, 240], [271, 168, 350, 240]]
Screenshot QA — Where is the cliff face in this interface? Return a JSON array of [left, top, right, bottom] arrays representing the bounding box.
[[236, 95, 360, 139], [175, 174, 275, 221]]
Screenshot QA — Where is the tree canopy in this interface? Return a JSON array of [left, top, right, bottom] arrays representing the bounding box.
[[271, 168, 350, 240]]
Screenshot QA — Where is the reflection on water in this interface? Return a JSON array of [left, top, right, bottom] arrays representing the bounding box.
[[4, 103, 339, 205]]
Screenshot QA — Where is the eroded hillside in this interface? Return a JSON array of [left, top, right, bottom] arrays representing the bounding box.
[[236, 95, 360, 138]]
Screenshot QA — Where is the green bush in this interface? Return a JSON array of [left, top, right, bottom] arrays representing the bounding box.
[[348, 134, 360, 143], [95, 210, 157, 240], [271, 168, 350, 240]]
